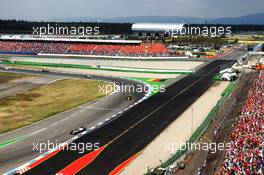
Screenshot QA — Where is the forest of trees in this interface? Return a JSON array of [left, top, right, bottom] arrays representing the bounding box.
[[0, 20, 132, 34], [170, 36, 228, 46]]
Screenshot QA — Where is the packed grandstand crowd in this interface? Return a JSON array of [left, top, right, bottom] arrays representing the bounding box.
[[0, 40, 179, 57], [220, 72, 264, 175]]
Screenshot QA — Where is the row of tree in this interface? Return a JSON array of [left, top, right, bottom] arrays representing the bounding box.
[[0, 20, 132, 34], [172, 36, 227, 45], [1, 20, 264, 35]]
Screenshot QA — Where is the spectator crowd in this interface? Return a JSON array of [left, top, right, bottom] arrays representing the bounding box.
[[220, 72, 264, 174], [0, 40, 179, 57]]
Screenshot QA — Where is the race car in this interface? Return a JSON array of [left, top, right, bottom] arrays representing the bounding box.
[[114, 82, 122, 86], [41, 69, 49, 73], [70, 127, 86, 135], [2, 67, 11, 70], [126, 95, 133, 101], [84, 74, 93, 79]]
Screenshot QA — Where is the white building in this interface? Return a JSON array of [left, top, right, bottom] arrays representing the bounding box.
[[132, 23, 185, 37]]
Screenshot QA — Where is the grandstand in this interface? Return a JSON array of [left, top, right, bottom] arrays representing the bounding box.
[[219, 72, 264, 174], [0, 24, 188, 57], [0, 40, 178, 57]]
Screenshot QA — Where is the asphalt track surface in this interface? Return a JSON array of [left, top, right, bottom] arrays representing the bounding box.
[[0, 76, 64, 100], [0, 69, 146, 174], [21, 60, 236, 175], [218, 47, 247, 60]]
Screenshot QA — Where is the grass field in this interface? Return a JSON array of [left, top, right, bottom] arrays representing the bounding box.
[[0, 79, 112, 134], [0, 72, 31, 84]]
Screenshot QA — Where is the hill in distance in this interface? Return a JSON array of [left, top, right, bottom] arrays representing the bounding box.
[[51, 12, 264, 25]]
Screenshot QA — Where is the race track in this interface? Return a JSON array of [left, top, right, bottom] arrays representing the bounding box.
[[0, 69, 146, 174], [1, 48, 246, 175], [22, 60, 235, 175]]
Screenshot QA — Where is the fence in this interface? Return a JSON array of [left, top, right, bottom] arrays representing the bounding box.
[[199, 70, 251, 175]]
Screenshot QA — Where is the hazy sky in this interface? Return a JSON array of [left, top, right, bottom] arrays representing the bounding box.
[[0, 0, 264, 20]]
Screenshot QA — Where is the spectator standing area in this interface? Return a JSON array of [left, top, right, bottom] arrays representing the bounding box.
[[220, 71, 264, 174]]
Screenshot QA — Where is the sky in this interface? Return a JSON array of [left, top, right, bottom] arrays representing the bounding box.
[[0, 0, 264, 21]]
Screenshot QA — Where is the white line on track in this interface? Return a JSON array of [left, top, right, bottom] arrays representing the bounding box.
[[89, 126, 96, 130], [105, 118, 110, 122], [70, 113, 77, 117], [28, 128, 47, 137], [79, 106, 121, 111], [79, 109, 86, 113], [50, 122, 58, 127], [97, 122, 103, 126], [61, 117, 69, 122]]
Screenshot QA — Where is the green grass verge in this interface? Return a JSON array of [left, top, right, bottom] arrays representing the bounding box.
[[213, 74, 221, 81], [221, 82, 235, 97], [1, 60, 193, 75]]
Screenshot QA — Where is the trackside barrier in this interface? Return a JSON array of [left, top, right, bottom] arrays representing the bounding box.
[[149, 79, 238, 174], [0, 51, 37, 55]]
